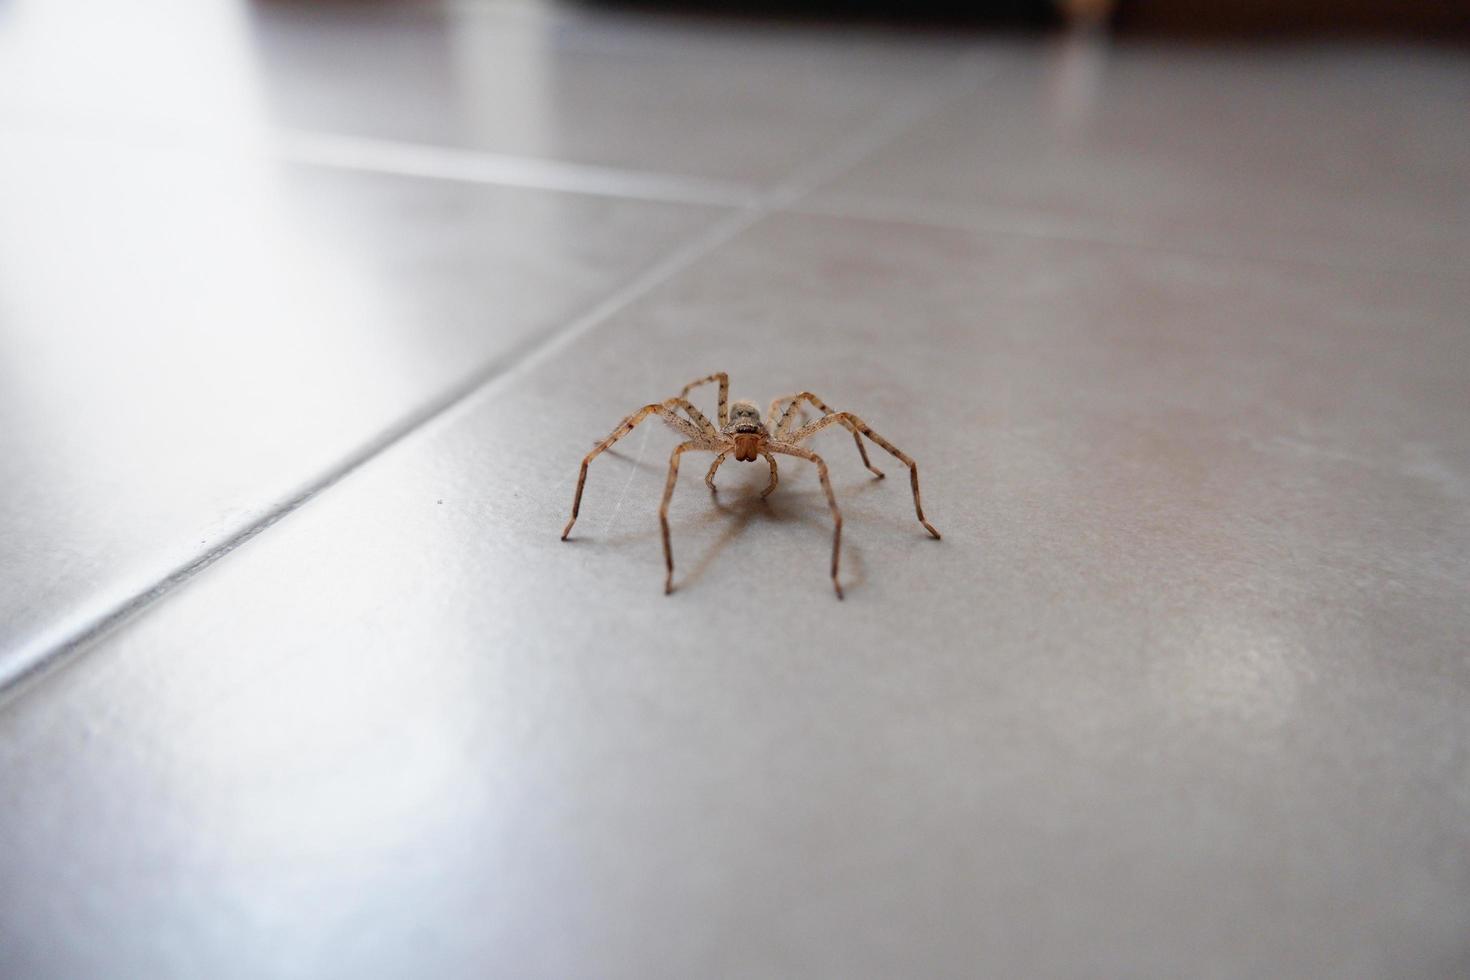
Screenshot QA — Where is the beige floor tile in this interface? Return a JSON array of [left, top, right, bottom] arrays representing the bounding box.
[[0, 134, 723, 672], [2, 210, 1465, 978], [813, 39, 1470, 269], [0, 0, 973, 186]]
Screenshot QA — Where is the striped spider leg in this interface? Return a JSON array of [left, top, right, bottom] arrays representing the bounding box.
[[562, 375, 941, 598], [782, 405, 941, 541]]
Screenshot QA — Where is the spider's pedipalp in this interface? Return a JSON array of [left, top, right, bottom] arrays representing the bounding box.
[[705, 449, 731, 491], [705, 447, 777, 498], [758, 451, 779, 498]]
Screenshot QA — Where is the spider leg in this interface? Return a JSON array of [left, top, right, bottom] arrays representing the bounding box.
[[769, 392, 883, 479], [759, 451, 779, 499], [666, 396, 719, 441], [563, 404, 704, 540], [600, 395, 716, 447], [788, 411, 941, 540], [704, 449, 730, 491], [660, 440, 709, 595], [704, 447, 777, 498], [769, 444, 844, 599], [678, 372, 730, 428], [766, 394, 810, 431], [702, 449, 776, 499]]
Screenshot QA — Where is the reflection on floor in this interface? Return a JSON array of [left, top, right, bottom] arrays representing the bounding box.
[[0, 3, 1466, 977]]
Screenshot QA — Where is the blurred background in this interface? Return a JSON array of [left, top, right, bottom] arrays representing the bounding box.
[[1, 1, 1467, 977]]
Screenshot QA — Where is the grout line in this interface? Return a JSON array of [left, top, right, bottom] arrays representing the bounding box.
[[787, 195, 1427, 276], [433, 56, 996, 412], [773, 56, 993, 205], [0, 54, 993, 701], [3, 119, 761, 211], [0, 206, 762, 701], [273, 130, 764, 210]]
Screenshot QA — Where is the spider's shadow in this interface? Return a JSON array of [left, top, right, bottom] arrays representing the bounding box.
[[597, 444, 665, 470], [599, 464, 888, 596], [678, 485, 870, 596]]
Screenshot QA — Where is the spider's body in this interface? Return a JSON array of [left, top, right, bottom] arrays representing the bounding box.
[[726, 400, 767, 460], [561, 373, 940, 598]]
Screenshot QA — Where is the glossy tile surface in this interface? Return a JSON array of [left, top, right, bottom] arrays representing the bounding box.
[[813, 38, 1470, 269], [3, 210, 1466, 977], [262, 2, 979, 184], [0, 133, 721, 671], [0, 0, 970, 185], [3, 7, 1469, 977]]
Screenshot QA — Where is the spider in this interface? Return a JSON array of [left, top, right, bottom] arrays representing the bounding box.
[[560, 372, 941, 598]]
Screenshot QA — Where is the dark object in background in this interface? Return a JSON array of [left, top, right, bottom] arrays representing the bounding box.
[[588, 0, 1061, 29], [589, 0, 1470, 37], [1117, 0, 1470, 38]]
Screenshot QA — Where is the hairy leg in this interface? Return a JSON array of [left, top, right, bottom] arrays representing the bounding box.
[[759, 451, 779, 498], [766, 394, 810, 431], [769, 392, 883, 479], [788, 412, 941, 540], [770, 444, 844, 599], [679, 372, 730, 428], [660, 440, 707, 594], [563, 404, 705, 540], [705, 448, 777, 498], [666, 396, 719, 441], [604, 395, 716, 445], [704, 449, 730, 491]]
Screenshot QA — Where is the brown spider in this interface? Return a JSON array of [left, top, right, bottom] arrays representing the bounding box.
[[560, 372, 941, 598]]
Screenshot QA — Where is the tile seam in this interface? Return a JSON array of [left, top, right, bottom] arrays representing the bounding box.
[[0, 50, 996, 703]]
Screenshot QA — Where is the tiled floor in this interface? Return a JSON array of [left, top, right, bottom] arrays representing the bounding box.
[[1, 2, 1467, 977]]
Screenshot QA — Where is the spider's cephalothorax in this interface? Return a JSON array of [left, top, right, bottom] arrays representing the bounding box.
[[561, 373, 941, 599], [724, 399, 768, 461]]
